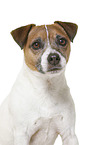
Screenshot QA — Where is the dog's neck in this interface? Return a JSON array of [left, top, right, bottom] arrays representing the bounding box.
[[22, 62, 68, 91]]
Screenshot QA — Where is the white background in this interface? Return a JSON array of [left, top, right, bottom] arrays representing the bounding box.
[[0, 0, 96, 144]]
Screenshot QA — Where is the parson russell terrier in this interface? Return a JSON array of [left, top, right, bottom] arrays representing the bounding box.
[[0, 21, 78, 145]]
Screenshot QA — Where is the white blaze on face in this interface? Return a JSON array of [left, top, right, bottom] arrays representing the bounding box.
[[41, 25, 66, 73], [45, 25, 50, 46]]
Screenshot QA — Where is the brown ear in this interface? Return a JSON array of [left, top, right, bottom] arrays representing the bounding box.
[[11, 24, 36, 49], [54, 21, 78, 42]]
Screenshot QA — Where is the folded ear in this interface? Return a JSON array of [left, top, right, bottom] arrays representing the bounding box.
[[54, 21, 78, 42], [11, 24, 36, 49]]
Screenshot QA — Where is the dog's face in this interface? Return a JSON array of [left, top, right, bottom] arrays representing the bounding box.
[[11, 21, 78, 74]]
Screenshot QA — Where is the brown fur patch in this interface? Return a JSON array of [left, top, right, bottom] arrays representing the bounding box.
[[47, 23, 71, 62], [24, 25, 47, 71]]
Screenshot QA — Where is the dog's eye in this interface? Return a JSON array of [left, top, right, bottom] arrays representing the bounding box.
[[32, 42, 41, 50], [56, 35, 67, 47], [58, 38, 67, 46]]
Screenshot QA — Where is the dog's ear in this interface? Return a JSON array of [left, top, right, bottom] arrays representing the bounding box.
[[54, 21, 78, 42], [11, 24, 36, 49]]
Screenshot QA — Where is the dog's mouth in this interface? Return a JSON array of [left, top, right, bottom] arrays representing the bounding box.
[[47, 67, 62, 73]]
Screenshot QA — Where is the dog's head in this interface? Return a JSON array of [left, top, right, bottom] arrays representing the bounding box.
[[11, 21, 78, 74]]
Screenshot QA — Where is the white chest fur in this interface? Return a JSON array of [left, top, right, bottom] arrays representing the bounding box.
[[0, 63, 78, 145]]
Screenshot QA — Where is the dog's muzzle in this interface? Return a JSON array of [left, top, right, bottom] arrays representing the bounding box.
[[47, 53, 63, 73], [40, 48, 66, 74]]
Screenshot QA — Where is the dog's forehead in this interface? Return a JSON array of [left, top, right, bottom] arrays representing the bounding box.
[[47, 23, 68, 37], [28, 25, 47, 41], [28, 23, 69, 41]]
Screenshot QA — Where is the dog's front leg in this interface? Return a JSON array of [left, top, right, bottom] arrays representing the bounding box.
[[14, 128, 29, 145], [62, 134, 79, 145], [61, 128, 79, 145]]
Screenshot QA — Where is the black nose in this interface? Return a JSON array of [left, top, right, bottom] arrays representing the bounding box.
[[48, 53, 60, 65]]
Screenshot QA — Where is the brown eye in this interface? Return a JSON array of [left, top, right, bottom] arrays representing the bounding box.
[[32, 42, 41, 50], [59, 38, 67, 46], [56, 35, 67, 47]]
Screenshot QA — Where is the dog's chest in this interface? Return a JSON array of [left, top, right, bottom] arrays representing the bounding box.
[[26, 99, 72, 145], [9, 70, 73, 145], [29, 115, 63, 145]]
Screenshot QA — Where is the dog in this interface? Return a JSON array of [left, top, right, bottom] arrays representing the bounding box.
[[0, 21, 79, 145]]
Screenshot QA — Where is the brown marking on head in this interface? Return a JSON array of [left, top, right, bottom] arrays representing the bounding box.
[[54, 21, 78, 42], [23, 25, 47, 71], [47, 23, 71, 62], [11, 24, 36, 49]]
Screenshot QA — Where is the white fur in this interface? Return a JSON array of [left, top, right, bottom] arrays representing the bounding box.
[[45, 25, 50, 45], [0, 62, 78, 145]]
